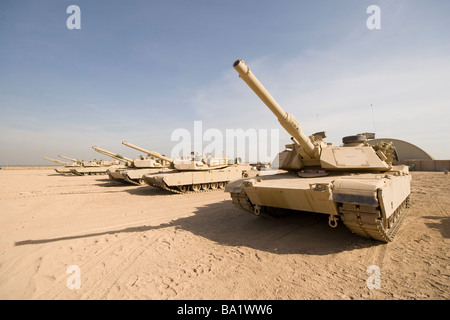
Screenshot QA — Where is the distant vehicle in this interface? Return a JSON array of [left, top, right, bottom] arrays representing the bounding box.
[[122, 141, 248, 193], [92, 145, 171, 185], [43, 156, 80, 175], [58, 155, 125, 176]]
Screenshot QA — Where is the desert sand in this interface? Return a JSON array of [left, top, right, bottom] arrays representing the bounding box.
[[0, 167, 448, 300]]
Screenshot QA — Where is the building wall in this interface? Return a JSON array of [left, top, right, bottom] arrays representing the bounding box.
[[399, 160, 450, 172]]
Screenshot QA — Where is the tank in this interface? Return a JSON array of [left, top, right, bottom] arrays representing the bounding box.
[[92, 146, 171, 185], [43, 156, 80, 175], [58, 154, 125, 176], [225, 60, 411, 242], [122, 141, 249, 193], [250, 162, 272, 171]]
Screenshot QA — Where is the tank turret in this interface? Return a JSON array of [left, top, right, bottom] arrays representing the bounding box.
[[92, 146, 134, 166], [58, 155, 81, 164], [58, 154, 120, 167], [59, 155, 103, 167], [122, 141, 173, 165], [43, 156, 80, 174], [233, 60, 391, 172], [94, 145, 170, 169], [91, 145, 170, 184], [120, 141, 247, 193], [122, 141, 234, 171]]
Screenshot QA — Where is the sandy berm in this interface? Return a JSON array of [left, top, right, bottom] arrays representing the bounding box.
[[0, 167, 448, 299]]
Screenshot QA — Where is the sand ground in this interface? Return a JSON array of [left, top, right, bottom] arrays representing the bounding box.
[[0, 167, 448, 300]]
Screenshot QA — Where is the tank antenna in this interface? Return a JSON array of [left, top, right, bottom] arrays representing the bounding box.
[[371, 104, 376, 133], [316, 113, 319, 132]]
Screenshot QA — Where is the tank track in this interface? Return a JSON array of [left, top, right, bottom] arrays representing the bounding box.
[[72, 171, 107, 176], [339, 196, 410, 242], [230, 190, 410, 242], [154, 182, 228, 195], [107, 175, 128, 184], [230, 192, 290, 218], [122, 175, 143, 186], [230, 192, 254, 214]]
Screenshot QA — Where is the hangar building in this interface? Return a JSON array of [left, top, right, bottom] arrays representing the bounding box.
[[367, 138, 449, 171]]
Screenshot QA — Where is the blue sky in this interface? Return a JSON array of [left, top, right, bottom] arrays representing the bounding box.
[[0, 0, 449, 165]]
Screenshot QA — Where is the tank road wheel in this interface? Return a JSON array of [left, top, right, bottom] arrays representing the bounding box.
[[177, 185, 189, 193], [210, 182, 218, 190], [138, 178, 146, 185], [218, 182, 226, 189], [191, 184, 201, 192], [201, 183, 210, 190]]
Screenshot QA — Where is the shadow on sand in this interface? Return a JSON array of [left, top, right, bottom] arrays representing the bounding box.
[[423, 216, 450, 239], [15, 199, 381, 254]]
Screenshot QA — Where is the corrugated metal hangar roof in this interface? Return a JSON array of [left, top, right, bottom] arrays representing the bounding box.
[[368, 138, 434, 161]]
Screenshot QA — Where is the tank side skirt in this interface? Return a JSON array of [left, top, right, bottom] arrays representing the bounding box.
[[339, 196, 410, 242]]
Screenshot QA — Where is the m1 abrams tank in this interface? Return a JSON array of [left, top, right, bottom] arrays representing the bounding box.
[[43, 156, 80, 175], [226, 60, 411, 242], [58, 155, 125, 176], [122, 141, 248, 194], [92, 146, 171, 185]]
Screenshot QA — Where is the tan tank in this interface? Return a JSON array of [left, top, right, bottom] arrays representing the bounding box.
[[43, 156, 80, 175], [92, 146, 171, 185], [122, 141, 248, 193], [58, 154, 125, 176], [225, 60, 411, 242]]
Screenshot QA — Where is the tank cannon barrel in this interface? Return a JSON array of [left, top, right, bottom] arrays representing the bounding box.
[[43, 156, 67, 165], [92, 146, 129, 161], [58, 155, 79, 163], [92, 146, 133, 164], [233, 59, 319, 158], [122, 141, 173, 164]]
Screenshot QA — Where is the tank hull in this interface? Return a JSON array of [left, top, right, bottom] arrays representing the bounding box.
[[226, 166, 411, 242], [124, 168, 171, 180], [143, 166, 248, 193], [70, 165, 126, 176], [122, 168, 174, 185], [107, 169, 127, 182], [106, 168, 173, 185], [54, 167, 75, 175]]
